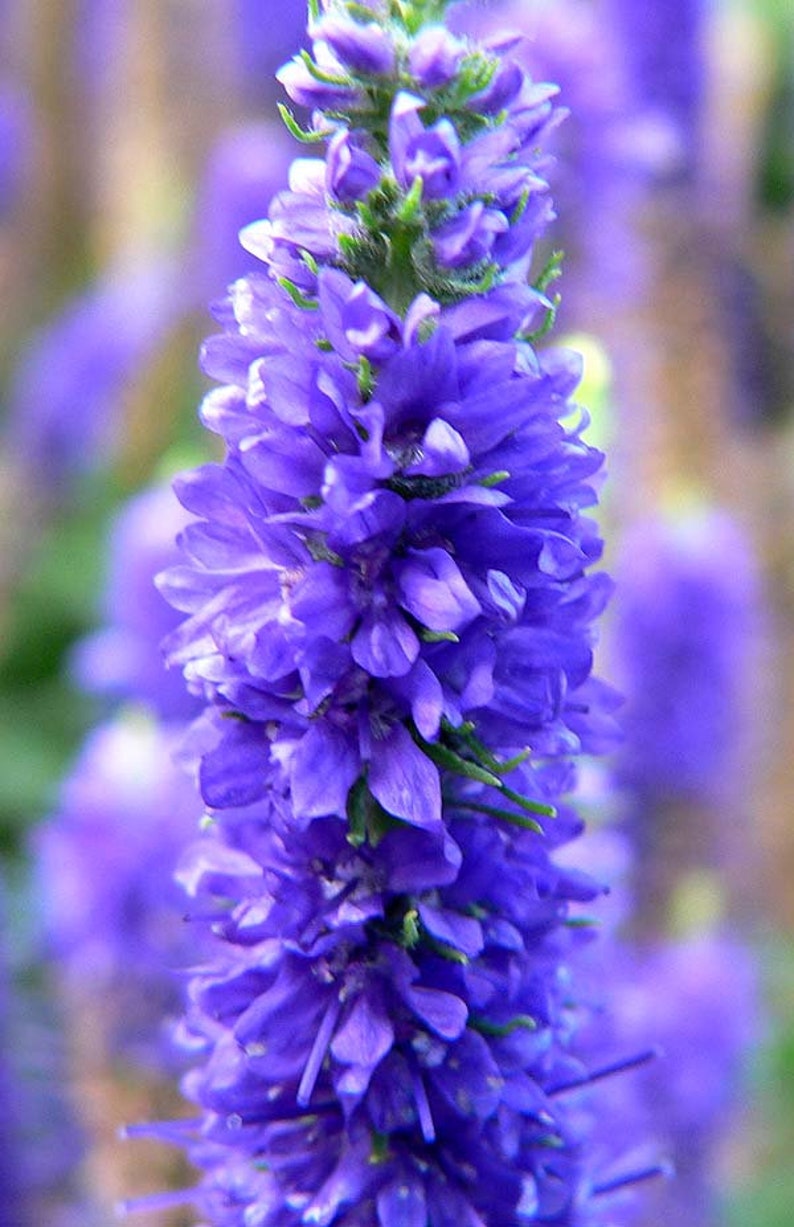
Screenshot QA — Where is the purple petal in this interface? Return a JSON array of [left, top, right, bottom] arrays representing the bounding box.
[[240, 431, 326, 499], [291, 724, 360, 820], [379, 826, 462, 892], [402, 984, 467, 1039], [486, 569, 526, 622], [417, 903, 484, 958], [409, 25, 465, 87], [297, 636, 351, 712], [367, 723, 441, 829], [290, 562, 356, 641], [538, 532, 587, 579], [300, 1139, 375, 1227], [318, 268, 401, 364], [331, 990, 394, 1068], [403, 292, 440, 347], [388, 91, 425, 187], [402, 118, 460, 200], [405, 417, 469, 477], [315, 15, 396, 75], [432, 202, 508, 268], [199, 723, 272, 810], [335, 1062, 379, 1098], [176, 842, 262, 899], [173, 463, 249, 527], [276, 57, 360, 110], [326, 128, 381, 203], [387, 659, 443, 740], [430, 1031, 503, 1119], [352, 606, 419, 678]]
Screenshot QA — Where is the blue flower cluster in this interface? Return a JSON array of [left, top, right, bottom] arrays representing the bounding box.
[[154, 3, 640, 1222]]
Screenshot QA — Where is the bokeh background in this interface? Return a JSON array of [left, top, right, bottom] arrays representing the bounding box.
[[0, 0, 792, 1223]]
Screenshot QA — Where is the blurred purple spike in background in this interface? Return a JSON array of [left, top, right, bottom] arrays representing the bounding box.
[[615, 507, 761, 811], [72, 483, 202, 722], [6, 261, 180, 490], [34, 713, 202, 1070]]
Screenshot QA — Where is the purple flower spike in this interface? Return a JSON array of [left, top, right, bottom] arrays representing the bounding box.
[[148, 2, 653, 1223], [8, 263, 179, 488]]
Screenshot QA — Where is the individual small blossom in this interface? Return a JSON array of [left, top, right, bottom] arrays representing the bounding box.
[[276, 56, 361, 112], [317, 268, 402, 363], [240, 157, 355, 290], [431, 199, 508, 266], [313, 13, 397, 76], [468, 51, 525, 115], [325, 128, 381, 202], [389, 91, 461, 198], [409, 25, 466, 87]]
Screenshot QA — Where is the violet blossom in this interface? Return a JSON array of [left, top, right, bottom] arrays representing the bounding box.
[[147, 2, 654, 1222]]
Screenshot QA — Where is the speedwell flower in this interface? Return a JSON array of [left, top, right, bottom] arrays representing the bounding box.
[[151, 2, 649, 1223]]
